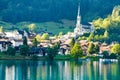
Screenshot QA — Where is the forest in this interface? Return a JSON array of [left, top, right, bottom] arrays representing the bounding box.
[[0, 0, 120, 23]]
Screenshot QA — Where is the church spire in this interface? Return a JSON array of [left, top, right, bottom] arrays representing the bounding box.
[[77, 4, 80, 16], [77, 3, 81, 25]]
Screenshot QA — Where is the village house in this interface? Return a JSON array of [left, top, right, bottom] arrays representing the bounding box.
[[11, 39, 23, 47], [0, 41, 12, 52], [59, 44, 71, 55], [79, 40, 89, 55], [5, 30, 22, 40], [99, 43, 112, 54]]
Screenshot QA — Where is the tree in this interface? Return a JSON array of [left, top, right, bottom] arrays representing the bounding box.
[[23, 36, 28, 45], [103, 30, 109, 42], [32, 38, 38, 47], [87, 33, 94, 41], [87, 42, 95, 54], [70, 38, 75, 48], [94, 44, 100, 54], [111, 44, 120, 55], [47, 43, 60, 60], [58, 32, 63, 38], [94, 35, 99, 41], [28, 23, 36, 32], [35, 35, 42, 42], [20, 45, 29, 56], [7, 46, 16, 56], [0, 26, 3, 33], [102, 51, 109, 58], [104, 30, 109, 38], [42, 33, 49, 40], [70, 42, 83, 59]]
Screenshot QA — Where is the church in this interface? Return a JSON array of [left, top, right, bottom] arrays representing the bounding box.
[[74, 5, 94, 37], [60, 5, 94, 40]]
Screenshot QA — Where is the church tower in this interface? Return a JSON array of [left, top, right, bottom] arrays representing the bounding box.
[[76, 5, 81, 26], [74, 4, 83, 36]]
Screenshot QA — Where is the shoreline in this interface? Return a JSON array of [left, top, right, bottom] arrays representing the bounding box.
[[0, 55, 119, 61]]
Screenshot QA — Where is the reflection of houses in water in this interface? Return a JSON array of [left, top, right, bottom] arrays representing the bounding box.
[[0, 61, 119, 80], [5, 66, 15, 80], [15, 63, 23, 80]]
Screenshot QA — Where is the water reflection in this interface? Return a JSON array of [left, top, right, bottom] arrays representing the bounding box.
[[0, 60, 119, 80]]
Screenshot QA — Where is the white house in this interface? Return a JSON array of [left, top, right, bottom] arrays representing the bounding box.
[[11, 39, 23, 47], [5, 30, 22, 40]]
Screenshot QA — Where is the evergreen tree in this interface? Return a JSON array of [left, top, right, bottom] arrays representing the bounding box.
[[87, 42, 95, 54], [20, 45, 29, 56], [70, 38, 75, 48], [87, 33, 94, 41], [104, 30, 109, 38], [32, 38, 38, 47], [70, 42, 83, 59], [94, 44, 100, 54], [23, 36, 28, 45]]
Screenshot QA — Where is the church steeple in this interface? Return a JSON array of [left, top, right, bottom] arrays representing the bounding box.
[[77, 5, 80, 17], [74, 3, 83, 36], [77, 4, 81, 26]]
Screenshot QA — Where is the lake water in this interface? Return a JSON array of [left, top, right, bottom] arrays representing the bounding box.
[[0, 60, 120, 80]]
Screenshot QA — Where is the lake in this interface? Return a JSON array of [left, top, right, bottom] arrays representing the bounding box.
[[0, 60, 120, 80]]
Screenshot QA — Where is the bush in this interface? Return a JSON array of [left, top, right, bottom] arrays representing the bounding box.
[[110, 53, 117, 59], [7, 46, 16, 56], [102, 51, 109, 58]]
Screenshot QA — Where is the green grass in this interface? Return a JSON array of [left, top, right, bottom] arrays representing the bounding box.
[[86, 56, 101, 61], [0, 19, 75, 34]]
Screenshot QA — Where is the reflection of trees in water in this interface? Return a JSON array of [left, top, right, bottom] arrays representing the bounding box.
[[0, 60, 119, 80], [0, 64, 5, 80], [47, 61, 59, 80]]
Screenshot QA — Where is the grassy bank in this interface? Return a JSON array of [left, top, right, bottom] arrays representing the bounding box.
[[0, 55, 71, 60], [0, 55, 102, 61], [0, 55, 47, 60]]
